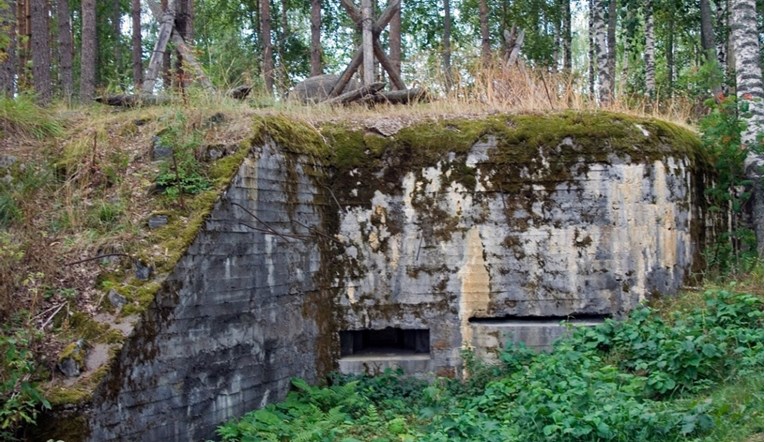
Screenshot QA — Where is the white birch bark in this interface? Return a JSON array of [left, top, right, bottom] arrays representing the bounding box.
[[644, 0, 655, 98], [730, 0, 764, 254], [594, 0, 610, 104]]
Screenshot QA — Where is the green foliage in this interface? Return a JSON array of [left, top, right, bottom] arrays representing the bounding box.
[[154, 113, 211, 199], [0, 329, 50, 441], [218, 289, 763, 441], [699, 96, 758, 274]]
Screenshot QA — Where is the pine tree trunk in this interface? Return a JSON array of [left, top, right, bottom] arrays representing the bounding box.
[[112, 0, 121, 74], [443, 0, 452, 92], [479, 0, 490, 66], [607, 0, 616, 97], [644, 0, 655, 98], [562, 0, 571, 73], [260, 0, 273, 95], [552, 9, 560, 72], [16, 0, 30, 91], [277, 0, 288, 95], [310, 0, 321, 76], [389, 0, 401, 84], [361, 0, 373, 85], [731, 0, 764, 254], [57, 0, 73, 99], [80, 0, 96, 100], [131, 0, 142, 88], [30, 0, 51, 103], [594, 0, 610, 104], [0, 0, 17, 96], [175, 0, 192, 89]]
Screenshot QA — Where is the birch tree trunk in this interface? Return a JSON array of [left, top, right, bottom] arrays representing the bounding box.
[[310, 0, 322, 76], [644, 0, 655, 98], [479, 0, 491, 67], [131, 0, 142, 88], [588, 0, 595, 98], [594, 0, 610, 105], [260, 0, 274, 95], [30, 0, 51, 103], [56, 0, 73, 99], [730, 0, 764, 254], [443, 0, 453, 92], [0, 0, 18, 97], [562, 0, 572, 74]]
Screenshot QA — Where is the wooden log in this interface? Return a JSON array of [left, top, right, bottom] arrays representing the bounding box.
[[362, 87, 427, 105], [142, 4, 175, 94], [372, 41, 406, 90], [96, 93, 170, 107], [361, 0, 374, 86], [324, 82, 385, 105], [341, 0, 398, 35], [328, 48, 363, 98], [145, 0, 214, 93]]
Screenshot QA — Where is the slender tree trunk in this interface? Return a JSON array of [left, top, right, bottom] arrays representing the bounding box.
[[131, 0, 142, 88], [607, 0, 616, 98], [588, 0, 595, 98], [562, 0, 571, 73], [112, 0, 121, 74], [443, 0, 453, 92], [260, 0, 274, 95], [389, 0, 401, 84], [552, 8, 560, 72], [730, 0, 764, 254], [161, 0, 171, 87], [644, 0, 655, 98], [16, 0, 30, 91], [716, 0, 728, 71], [700, 0, 721, 95], [30, 0, 51, 103], [479, 0, 490, 66], [594, 0, 610, 104], [80, 0, 96, 100], [361, 0, 373, 85], [277, 0, 288, 94], [310, 0, 322, 76], [0, 0, 18, 96], [57, 0, 73, 99], [666, 8, 674, 96]]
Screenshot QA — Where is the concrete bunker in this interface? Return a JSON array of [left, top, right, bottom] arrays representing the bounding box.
[[37, 112, 712, 441]]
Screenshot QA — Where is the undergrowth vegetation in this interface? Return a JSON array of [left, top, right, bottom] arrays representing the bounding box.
[[218, 286, 763, 442]]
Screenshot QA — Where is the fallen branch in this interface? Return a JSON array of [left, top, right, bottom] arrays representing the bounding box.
[[324, 82, 386, 105], [363, 87, 428, 105], [95, 94, 170, 107], [40, 303, 67, 330]]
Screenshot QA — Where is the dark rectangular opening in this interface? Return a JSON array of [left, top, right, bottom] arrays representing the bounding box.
[[468, 313, 611, 324], [340, 328, 430, 357]]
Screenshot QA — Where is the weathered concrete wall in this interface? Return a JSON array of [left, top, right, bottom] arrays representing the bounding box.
[[87, 141, 331, 441], [79, 112, 709, 440], [330, 117, 707, 374]]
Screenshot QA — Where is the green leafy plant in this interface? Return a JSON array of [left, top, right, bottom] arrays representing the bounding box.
[[218, 288, 763, 442], [699, 95, 758, 274], [0, 329, 50, 440], [154, 113, 211, 200]]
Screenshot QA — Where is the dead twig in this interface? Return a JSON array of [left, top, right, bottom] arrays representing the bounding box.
[[40, 302, 67, 330]]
